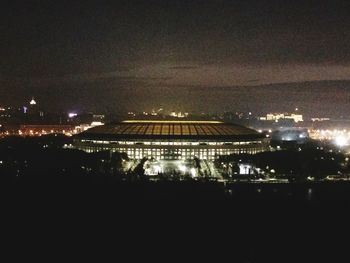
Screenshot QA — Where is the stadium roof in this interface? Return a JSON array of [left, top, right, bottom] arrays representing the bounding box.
[[76, 120, 265, 141]]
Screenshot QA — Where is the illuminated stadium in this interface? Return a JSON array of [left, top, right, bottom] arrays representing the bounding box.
[[73, 120, 269, 161]]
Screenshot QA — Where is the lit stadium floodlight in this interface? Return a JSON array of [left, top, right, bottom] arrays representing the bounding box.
[[335, 135, 348, 147]]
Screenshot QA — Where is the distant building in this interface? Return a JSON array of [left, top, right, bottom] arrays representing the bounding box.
[[92, 114, 105, 121], [311, 117, 330, 122], [259, 113, 303, 123], [169, 112, 189, 118]]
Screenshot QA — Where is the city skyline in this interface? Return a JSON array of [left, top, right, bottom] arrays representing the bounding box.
[[1, 80, 350, 118]]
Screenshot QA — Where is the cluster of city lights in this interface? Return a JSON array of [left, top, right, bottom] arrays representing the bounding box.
[[16, 129, 78, 137], [0, 122, 104, 138], [144, 161, 197, 177], [309, 129, 350, 147]]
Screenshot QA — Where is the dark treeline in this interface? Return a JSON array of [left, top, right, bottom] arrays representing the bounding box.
[[2, 135, 350, 202], [217, 140, 349, 181], [0, 135, 124, 178], [0, 135, 228, 201]]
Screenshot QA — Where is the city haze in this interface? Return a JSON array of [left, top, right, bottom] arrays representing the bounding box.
[[1, 0, 350, 116]]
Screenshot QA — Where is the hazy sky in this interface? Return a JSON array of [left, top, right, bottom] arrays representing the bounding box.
[[1, 0, 350, 116]]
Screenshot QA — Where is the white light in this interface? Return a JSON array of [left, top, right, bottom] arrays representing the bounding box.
[[68, 113, 77, 118], [239, 164, 252, 175], [178, 165, 187, 173], [190, 168, 196, 177], [154, 165, 162, 174], [30, 98, 36, 105], [335, 135, 348, 147], [91, 121, 104, 126]]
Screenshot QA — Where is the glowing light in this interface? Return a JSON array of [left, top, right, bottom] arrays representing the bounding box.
[[122, 120, 222, 124], [68, 113, 77, 118], [154, 165, 162, 174], [91, 121, 104, 126], [178, 165, 187, 173], [190, 168, 196, 177], [29, 98, 36, 105], [239, 164, 252, 174], [335, 135, 348, 147]]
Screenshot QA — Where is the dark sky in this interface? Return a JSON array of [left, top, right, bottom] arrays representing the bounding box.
[[1, 0, 350, 116]]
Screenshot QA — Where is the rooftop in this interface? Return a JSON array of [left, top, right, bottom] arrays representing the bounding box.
[[76, 120, 265, 141]]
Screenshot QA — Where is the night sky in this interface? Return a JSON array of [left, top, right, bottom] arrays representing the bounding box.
[[1, 0, 350, 117]]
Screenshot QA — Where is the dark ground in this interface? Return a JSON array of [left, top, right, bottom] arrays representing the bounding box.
[[2, 177, 349, 262]]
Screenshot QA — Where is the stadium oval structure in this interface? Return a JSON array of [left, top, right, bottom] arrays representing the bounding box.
[[73, 120, 269, 160]]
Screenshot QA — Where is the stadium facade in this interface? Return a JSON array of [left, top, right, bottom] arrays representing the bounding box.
[[73, 120, 269, 160]]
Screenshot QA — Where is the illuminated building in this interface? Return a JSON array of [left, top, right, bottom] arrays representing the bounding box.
[[169, 112, 189, 118], [311, 117, 330, 122], [73, 120, 269, 160], [260, 113, 303, 123]]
